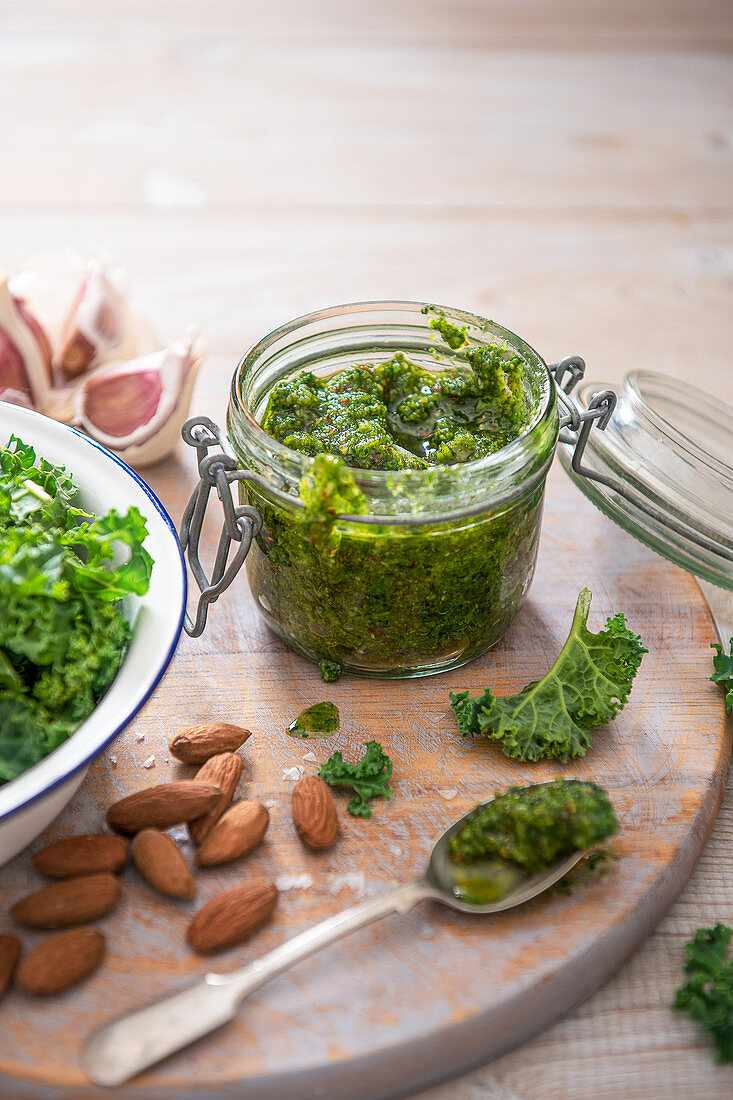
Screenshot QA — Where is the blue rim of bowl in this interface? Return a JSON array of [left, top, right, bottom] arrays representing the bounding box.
[[0, 413, 187, 823]]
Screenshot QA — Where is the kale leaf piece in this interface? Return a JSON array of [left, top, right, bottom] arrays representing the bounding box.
[[672, 923, 733, 1062], [448, 778, 618, 872], [318, 739, 393, 818], [318, 657, 343, 684], [450, 588, 647, 762], [710, 638, 733, 713], [0, 435, 153, 783]]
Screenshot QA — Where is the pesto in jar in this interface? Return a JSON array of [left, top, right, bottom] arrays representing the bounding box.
[[241, 321, 553, 679], [261, 341, 530, 470]]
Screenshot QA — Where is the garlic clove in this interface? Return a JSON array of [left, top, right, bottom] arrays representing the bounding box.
[[14, 298, 53, 375], [10, 253, 156, 383], [0, 274, 52, 410], [0, 386, 35, 410], [54, 263, 128, 381], [76, 332, 202, 467], [0, 329, 31, 402]]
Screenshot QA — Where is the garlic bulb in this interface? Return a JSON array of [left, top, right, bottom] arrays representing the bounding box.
[[76, 332, 202, 467], [10, 252, 155, 382], [2, 253, 203, 468], [0, 274, 52, 408]]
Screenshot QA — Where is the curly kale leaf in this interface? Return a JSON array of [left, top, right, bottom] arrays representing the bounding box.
[[0, 435, 152, 784], [672, 923, 733, 1062], [711, 638, 733, 714], [318, 739, 393, 818], [450, 588, 647, 762], [0, 434, 86, 530], [318, 657, 343, 683]]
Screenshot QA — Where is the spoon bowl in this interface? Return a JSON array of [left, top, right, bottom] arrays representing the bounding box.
[[424, 796, 587, 914]]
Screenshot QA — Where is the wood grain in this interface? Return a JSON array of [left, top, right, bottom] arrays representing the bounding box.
[[0, 1, 732, 1097]]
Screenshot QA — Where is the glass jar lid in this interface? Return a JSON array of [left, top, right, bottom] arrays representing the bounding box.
[[558, 370, 733, 591]]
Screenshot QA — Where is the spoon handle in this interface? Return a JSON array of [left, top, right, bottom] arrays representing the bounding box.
[[82, 878, 436, 1087]]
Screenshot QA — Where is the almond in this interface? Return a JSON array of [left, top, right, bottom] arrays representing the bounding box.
[[188, 753, 244, 845], [195, 801, 269, 868], [187, 882, 278, 955], [0, 934, 21, 1001], [106, 781, 222, 834], [32, 834, 128, 878], [10, 873, 121, 929], [169, 722, 251, 765], [131, 829, 196, 899], [16, 929, 105, 995], [291, 776, 339, 851]]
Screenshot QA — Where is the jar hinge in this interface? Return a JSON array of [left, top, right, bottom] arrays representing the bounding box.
[[179, 416, 264, 637]]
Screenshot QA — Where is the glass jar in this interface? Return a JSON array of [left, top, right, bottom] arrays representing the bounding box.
[[227, 301, 559, 678]]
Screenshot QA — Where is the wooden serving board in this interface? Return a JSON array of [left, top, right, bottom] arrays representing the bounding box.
[[0, 462, 729, 1100]]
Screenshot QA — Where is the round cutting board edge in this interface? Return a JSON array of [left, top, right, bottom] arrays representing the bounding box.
[[0, 468, 730, 1099]]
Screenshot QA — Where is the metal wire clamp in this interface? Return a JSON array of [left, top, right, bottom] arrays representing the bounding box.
[[179, 417, 263, 637]]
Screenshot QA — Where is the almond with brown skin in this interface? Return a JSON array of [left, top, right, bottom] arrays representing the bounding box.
[[195, 801, 269, 868], [169, 722, 251, 765], [0, 934, 21, 1001], [291, 776, 339, 851], [106, 782, 222, 834], [16, 929, 105, 995], [131, 829, 196, 900], [187, 882, 278, 955], [32, 834, 128, 878], [188, 753, 244, 845], [10, 874, 121, 929]]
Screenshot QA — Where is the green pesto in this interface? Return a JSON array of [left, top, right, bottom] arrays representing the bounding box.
[[318, 658, 343, 683], [287, 700, 340, 739], [428, 314, 468, 350], [448, 859, 525, 905], [261, 344, 530, 471], [549, 846, 617, 897], [246, 331, 548, 678], [448, 779, 618, 874], [246, 477, 543, 677]]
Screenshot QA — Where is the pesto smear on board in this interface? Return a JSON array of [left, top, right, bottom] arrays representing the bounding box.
[[244, 316, 550, 679], [287, 701, 340, 739]]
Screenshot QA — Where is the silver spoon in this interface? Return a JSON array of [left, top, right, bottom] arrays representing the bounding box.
[[81, 803, 585, 1087]]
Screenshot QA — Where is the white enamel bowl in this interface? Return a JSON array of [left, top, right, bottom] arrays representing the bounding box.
[[0, 405, 186, 866]]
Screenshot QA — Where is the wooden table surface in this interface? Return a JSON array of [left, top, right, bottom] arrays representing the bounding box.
[[1, 1, 732, 1096]]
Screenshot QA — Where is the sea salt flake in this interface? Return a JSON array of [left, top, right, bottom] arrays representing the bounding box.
[[135, 732, 145, 743], [390, 844, 403, 857], [436, 788, 458, 801], [327, 872, 369, 898], [302, 751, 317, 763], [142, 755, 156, 769], [275, 873, 314, 892], [282, 766, 303, 782], [168, 825, 189, 843]]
